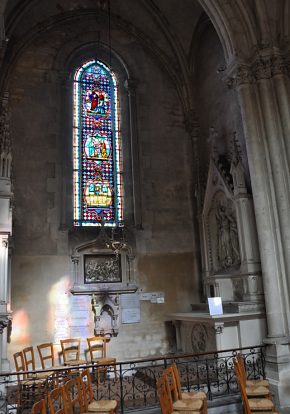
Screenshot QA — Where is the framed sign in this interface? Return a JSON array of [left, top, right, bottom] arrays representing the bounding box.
[[84, 254, 122, 284], [208, 297, 223, 315]]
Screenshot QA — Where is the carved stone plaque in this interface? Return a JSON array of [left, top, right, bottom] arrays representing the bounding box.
[[191, 323, 208, 353], [84, 254, 122, 283]]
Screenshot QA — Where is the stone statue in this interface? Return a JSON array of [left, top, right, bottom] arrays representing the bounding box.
[[216, 203, 240, 269]]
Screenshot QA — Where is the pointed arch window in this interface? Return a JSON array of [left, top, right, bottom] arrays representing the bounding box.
[[73, 60, 123, 227]]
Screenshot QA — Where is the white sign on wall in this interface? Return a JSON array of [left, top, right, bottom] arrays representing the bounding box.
[[121, 293, 141, 324], [139, 291, 165, 303]]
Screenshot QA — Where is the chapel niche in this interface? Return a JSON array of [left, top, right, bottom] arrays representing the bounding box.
[[200, 134, 264, 308]]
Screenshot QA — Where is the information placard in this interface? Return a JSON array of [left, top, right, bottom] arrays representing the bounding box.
[[121, 293, 141, 324], [208, 297, 223, 315]]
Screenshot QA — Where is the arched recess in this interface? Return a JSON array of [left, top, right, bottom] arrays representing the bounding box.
[[51, 39, 143, 245]]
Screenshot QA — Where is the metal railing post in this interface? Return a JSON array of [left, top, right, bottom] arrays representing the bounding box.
[[119, 362, 124, 414]]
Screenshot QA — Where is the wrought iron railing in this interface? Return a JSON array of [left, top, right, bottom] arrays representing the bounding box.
[[0, 345, 265, 413]]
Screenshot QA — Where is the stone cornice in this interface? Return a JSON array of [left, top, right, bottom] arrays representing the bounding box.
[[223, 48, 290, 88]]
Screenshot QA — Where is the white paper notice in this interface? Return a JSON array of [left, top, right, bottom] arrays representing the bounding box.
[[121, 293, 141, 323], [208, 297, 223, 315], [121, 308, 141, 324]]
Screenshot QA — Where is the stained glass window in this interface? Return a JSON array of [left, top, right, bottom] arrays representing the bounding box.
[[73, 60, 123, 227]]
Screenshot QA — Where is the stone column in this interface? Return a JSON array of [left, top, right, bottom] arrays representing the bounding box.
[[253, 53, 290, 332], [226, 62, 288, 339], [0, 236, 9, 307], [225, 49, 290, 408], [184, 112, 206, 296], [230, 154, 262, 302], [71, 255, 80, 286], [214, 322, 224, 351], [0, 94, 12, 373], [124, 79, 143, 229], [172, 320, 182, 352]]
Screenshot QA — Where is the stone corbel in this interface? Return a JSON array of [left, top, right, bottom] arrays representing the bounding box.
[[214, 322, 224, 335], [0, 312, 12, 334], [91, 293, 120, 337]]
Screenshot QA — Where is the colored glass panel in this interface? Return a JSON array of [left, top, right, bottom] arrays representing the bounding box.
[[73, 60, 123, 226]]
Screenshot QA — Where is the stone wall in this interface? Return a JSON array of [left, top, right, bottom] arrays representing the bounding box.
[[8, 9, 201, 363]]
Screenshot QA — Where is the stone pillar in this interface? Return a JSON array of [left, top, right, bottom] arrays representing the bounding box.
[[0, 236, 9, 308], [0, 237, 10, 372], [226, 61, 288, 339], [225, 49, 290, 408], [124, 79, 143, 229], [0, 94, 12, 373], [184, 112, 205, 296], [214, 322, 224, 351], [230, 153, 262, 302], [71, 255, 80, 285], [172, 320, 182, 352]]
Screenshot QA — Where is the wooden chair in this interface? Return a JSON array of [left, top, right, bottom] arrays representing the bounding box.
[[237, 366, 278, 413], [157, 374, 175, 414], [163, 366, 204, 413], [80, 367, 118, 413], [236, 353, 269, 388], [64, 377, 85, 413], [23, 346, 52, 379], [157, 373, 200, 414], [87, 336, 117, 384], [13, 351, 46, 411], [48, 386, 68, 414], [31, 398, 46, 414], [60, 338, 87, 366], [14, 351, 27, 379], [234, 357, 272, 400], [37, 342, 62, 385], [172, 363, 207, 402], [37, 343, 57, 369]]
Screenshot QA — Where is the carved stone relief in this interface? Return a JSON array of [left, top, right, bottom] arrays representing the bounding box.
[[208, 192, 240, 273], [215, 200, 240, 270], [191, 323, 208, 353], [84, 254, 121, 284]]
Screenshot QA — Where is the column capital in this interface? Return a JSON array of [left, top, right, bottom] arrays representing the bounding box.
[[71, 254, 80, 265], [223, 48, 290, 88]]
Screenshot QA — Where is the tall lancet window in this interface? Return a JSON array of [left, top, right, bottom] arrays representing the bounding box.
[[73, 60, 123, 227]]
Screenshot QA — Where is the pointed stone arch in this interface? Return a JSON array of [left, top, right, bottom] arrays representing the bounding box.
[[198, 0, 259, 62]]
